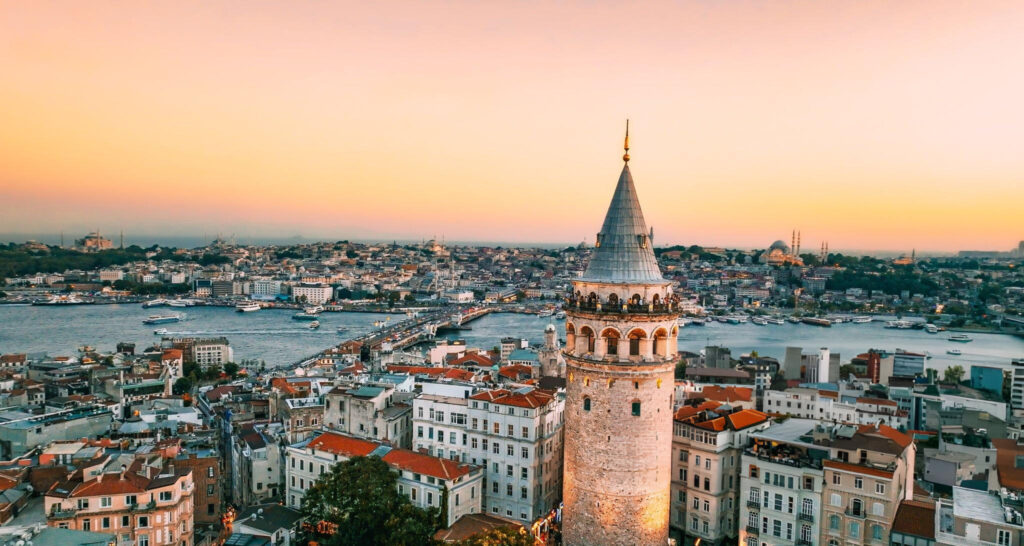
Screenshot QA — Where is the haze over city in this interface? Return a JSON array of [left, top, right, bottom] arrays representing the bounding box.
[[3, 1, 1023, 251]]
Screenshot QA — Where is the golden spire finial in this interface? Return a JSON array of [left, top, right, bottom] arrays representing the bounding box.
[[623, 119, 630, 162]]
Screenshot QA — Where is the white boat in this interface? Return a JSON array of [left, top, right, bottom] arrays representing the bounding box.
[[142, 298, 168, 308], [167, 299, 196, 307], [787, 316, 801, 324], [538, 309, 555, 318], [752, 317, 768, 326], [925, 324, 939, 334], [308, 320, 321, 330], [555, 311, 566, 320], [153, 328, 170, 335], [236, 301, 261, 313], [852, 316, 872, 324], [143, 313, 184, 325], [886, 320, 914, 329], [304, 305, 324, 314], [949, 334, 973, 343], [336, 326, 349, 334], [766, 317, 786, 325], [947, 349, 962, 356]]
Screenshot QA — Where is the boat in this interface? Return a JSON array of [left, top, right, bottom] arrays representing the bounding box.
[[752, 317, 769, 326], [236, 301, 261, 313], [538, 309, 555, 318], [949, 334, 973, 343], [336, 326, 349, 334], [167, 298, 196, 307], [925, 324, 939, 334], [33, 295, 87, 305], [143, 313, 184, 325], [292, 311, 320, 321], [142, 298, 168, 308], [304, 305, 324, 314], [787, 316, 801, 324], [766, 317, 786, 325], [308, 320, 321, 330], [801, 317, 832, 327], [947, 349, 962, 356], [153, 328, 170, 335], [555, 311, 566, 320], [851, 316, 872, 323], [885, 320, 914, 329]]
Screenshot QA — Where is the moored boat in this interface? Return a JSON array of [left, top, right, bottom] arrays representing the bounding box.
[[236, 301, 261, 312], [801, 317, 832, 327]]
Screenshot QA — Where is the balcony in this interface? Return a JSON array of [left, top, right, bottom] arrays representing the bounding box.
[[797, 512, 814, 523], [796, 539, 814, 546], [48, 508, 78, 519], [746, 500, 761, 509], [745, 525, 759, 536], [844, 508, 866, 519], [566, 298, 677, 316]]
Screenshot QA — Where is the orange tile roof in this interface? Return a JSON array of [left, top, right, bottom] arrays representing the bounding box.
[[893, 500, 936, 539], [817, 390, 839, 399], [161, 349, 183, 360], [308, 432, 379, 457], [449, 353, 494, 367], [382, 448, 473, 481], [700, 385, 753, 403], [498, 364, 533, 380], [993, 439, 1024, 491], [823, 459, 894, 478], [469, 388, 554, 409], [856, 424, 913, 450], [674, 401, 722, 421], [726, 409, 769, 430]]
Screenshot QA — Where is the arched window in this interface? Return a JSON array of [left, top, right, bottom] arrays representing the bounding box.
[[631, 401, 641, 416], [630, 294, 642, 306], [627, 329, 645, 356], [580, 326, 595, 353], [829, 515, 840, 530], [565, 323, 576, 352], [583, 397, 591, 411], [652, 293, 661, 305], [653, 327, 669, 357], [601, 328, 620, 356], [607, 293, 619, 307], [852, 498, 863, 517]]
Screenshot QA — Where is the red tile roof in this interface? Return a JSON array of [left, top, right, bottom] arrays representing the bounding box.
[[498, 364, 533, 380], [382, 449, 473, 481], [469, 388, 555, 409], [449, 353, 494, 367], [856, 424, 913, 450], [700, 386, 753, 403], [674, 401, 722, 421], [308, 432, 379, 457], [892, 500, 936, 539], [823, 459, 894, 478], [993, 438, 1024, 490]]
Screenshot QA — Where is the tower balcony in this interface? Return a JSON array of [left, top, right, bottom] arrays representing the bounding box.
[[566, 297, 678, 316]]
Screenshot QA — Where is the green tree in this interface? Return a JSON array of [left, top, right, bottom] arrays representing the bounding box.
[[943, 365, 966, 384], [301, 456, 437, 546], [675, 359, 687, 380], [223, 362, 239, 378], [452, 526, 534, 546], [173, 377, 193, 396]]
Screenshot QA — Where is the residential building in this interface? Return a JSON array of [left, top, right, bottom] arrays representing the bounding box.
[[277, 397, 324, 443], [230, 425, 282, 506], [324, 384, 412, 448], [893, 350, 927, 378], [291, 284, 332, 305], [232, 504, 303, 546], [936, 487, 1024, 546]]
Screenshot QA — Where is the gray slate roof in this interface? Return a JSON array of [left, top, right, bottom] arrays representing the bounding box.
[[581, 163, 666, 284]]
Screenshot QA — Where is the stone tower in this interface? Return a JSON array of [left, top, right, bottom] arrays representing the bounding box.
[[538, 323, 565, 378], [562, 124, 679, 545]]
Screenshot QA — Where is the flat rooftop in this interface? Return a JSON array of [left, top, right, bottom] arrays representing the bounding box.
[[953, 486, 1007, 526], [750, 418, 818, 447]]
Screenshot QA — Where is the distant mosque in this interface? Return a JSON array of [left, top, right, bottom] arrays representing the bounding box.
[[759, 230, 804, 266]]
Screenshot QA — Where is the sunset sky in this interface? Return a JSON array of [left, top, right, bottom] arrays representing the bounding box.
[[2, 1, 1022, 252]]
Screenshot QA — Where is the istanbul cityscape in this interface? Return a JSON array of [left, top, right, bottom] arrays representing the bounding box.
[[2, 2, 1024, 546]]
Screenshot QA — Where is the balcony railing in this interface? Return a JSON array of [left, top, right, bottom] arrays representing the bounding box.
[[797, 512, 814, 523], [745, 525, 759, 536], [844, 508, 866, 519], [48, 508, 78, 519], [796, 539, 814, 546], [746, 500, 761, 509], [566, 298, 677, 315]]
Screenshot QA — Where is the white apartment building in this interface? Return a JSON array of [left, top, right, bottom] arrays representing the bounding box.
[[284, 431, 483, 525], [324, 383, 413, 449], [413, 387, 564, 524], [291, 283, 332, 305], [192, 339, 233, 368], [764, 389, 908, 429], [740, 419, 825, 546], [251, 279, 283, 298], [99, 269, 124, 282]]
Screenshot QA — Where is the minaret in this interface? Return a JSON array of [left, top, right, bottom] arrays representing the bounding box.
[[562, 122, 678, 545]]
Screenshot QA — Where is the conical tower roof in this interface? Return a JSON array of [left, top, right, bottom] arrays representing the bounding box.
[[581, 144, 665, 284]]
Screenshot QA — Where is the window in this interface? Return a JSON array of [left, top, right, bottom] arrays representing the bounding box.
[[100, 497, 112, 508], [872, 524, 884, 540], [773, 519, 782, 537], [139, 516, 150, 528], [872, 502, 884, 516], [121, 516, 129, 527], [521, 487, 528, 499], [849, 521, 860, 538], [998, 529, 1012, 545], [159, 491, 172, 502], [703, 500, 710, 512], [77, 499, 89, 510], [207, 484, 214, 495], [774, 494, 782, 511], [139, 535, 149, 546], [705, 458, 711, 470], [427, 492, 433, 505], [875, 482, 885, 494], [507, 444, 514, 456], [506, 484, 513, 497], [83, 519, 91, 531], [703, 477, 710, 491], [692, 496, 700, 510], [803, 476, 814, 490], [583, 397, 591, 411], [125, 495, 137, 506], [521, 468, 528, 479], [829, 514, 840, 530], [852, 498, 863, 517], [631, 402, 641, 416], [854, 476, 863, 489], [208, 467, 215, 478], [747, 512, 758, 528], [802, 498, 813, 516], [101, 517, 110, 529], [695, 455, 701, 465], [832, 473, 841, 485], [830, 493, 841, 506], [507, 465, 513, 477], [508, 424, 514, 436], [749, 488, 760, 503]]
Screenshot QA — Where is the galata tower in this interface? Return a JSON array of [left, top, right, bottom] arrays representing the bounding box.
[[561, 123, 678, 545]]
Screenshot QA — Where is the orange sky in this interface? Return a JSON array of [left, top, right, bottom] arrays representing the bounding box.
[[2, 1, 1022, 252]]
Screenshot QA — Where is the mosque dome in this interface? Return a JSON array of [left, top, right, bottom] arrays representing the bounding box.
[[769, 240, 790, 252]]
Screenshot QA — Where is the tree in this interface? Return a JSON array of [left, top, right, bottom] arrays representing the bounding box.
[[173, 377, 193, 396], [224, 362, 239, 378], [943, 365, 966, 384], [675, 359, 687, 380], [453, 526, 534, 546], [301, 456, 438, 546]]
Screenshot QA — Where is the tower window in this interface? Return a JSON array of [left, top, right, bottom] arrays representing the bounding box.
[[632, 402, 641, 416], [584, 397, 591, 411]]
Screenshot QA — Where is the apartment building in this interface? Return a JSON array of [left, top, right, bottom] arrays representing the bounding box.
[[230, 425, 282, 506], [45, 463, 195, 546], [672, 404, 772, 545], [284, 431, 483, 525], [291, 283, 332, 305], [277, 396, 324, 443], [323, 384, 412, 448], [764, 389, 908, 429], [936, 486, 1024, 546]]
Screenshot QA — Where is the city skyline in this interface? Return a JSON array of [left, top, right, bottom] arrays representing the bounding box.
[[3, 1, 1024, 251]]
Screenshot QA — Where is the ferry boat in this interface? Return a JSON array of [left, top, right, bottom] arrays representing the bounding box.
[[885, 320, 915, 329], [787, 316, 802, 324], [143, 313, 184, 325], [236, 301, 261, 313], [304, 305, 324, 314], [925, 324, 939, 334], [537, 309, 555, 318], [949, 334, 973, 343], [308, 320, 321, 330], [142, 298, 168, 308], [851, 316, 872, 324], [752, 317, 769, 326], [34, 295, 87, 305], [167, 299, 196, 307], [947, 348, 962, 356], [292, 311, 320, 321], [766, 317, 786, 325], [801, 317, 832, 327]]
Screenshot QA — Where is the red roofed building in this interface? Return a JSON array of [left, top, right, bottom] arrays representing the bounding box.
[[672, 406, 771, 542], [285, 431, 483, 526]]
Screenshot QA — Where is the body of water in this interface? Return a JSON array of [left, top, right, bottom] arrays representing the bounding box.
[[1, 305, 1022, 373]]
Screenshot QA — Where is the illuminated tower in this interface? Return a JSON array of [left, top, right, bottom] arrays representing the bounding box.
[[562, 123, 678, 545]]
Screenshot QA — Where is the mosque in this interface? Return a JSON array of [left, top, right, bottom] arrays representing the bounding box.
[[759, 231, 804, 266]]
